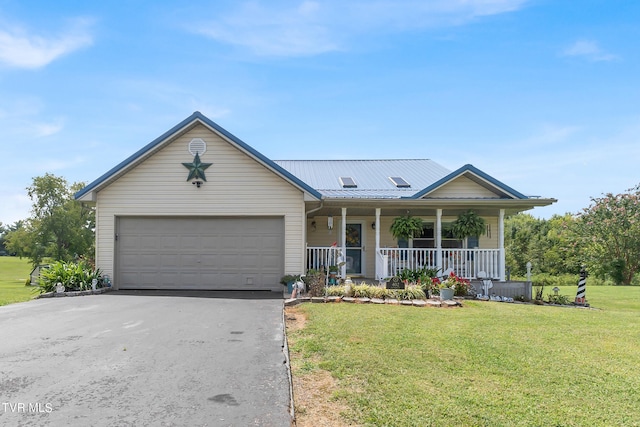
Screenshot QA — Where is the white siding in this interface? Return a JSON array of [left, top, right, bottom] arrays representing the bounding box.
[[94, 124, 306, 287], [425, 176, 501, 199]]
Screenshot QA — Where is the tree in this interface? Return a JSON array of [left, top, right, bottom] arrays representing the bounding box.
[[505, 213, 544, 275], [504, 213, 581, 276], [5, 174, 94, 266], [541, 214, 582, 276], [0, 222, 5, 253], [576, 186, 640, 285]]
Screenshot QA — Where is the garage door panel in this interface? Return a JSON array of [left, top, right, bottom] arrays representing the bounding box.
[[201, 239, 221, 251], [261, 253, 282, 265], [219, 253, 239, 267], [117, 217, 284, 290], [140, 235, 160, 248], [180, 235, 200, 250], [139, 254, 160, 269], [158, 272, 179, 285], [180, 253, 201, 268], [160, 235, 179, 249], [199, 254, 218, 264], [160, 255, 180, 267]]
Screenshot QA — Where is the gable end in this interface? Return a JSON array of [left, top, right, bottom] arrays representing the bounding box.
[[410, 164, 527, 200]]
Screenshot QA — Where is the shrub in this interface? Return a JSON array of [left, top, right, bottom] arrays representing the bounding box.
[[351, 284, 373, 298], [306, 270, 326, 297], [368, 285, 389, 299], [546, 293, 572, 305], [326, 286, 347, 297], [39, 261, 102, 293], [392, 286, 426, 300]]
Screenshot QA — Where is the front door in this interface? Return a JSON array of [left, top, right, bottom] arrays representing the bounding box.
[[345, 223, 364, 276]]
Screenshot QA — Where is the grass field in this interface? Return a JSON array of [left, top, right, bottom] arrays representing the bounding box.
[[0, 257, 38, 306], [287, 286, 640, 426]]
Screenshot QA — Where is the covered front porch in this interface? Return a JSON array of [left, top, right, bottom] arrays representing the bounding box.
[[307, 246, 501, 281], [305, 203, 509, 282]]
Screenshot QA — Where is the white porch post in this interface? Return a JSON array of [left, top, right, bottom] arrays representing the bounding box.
[[436, 209, 443, 273], [375, 208, 381, 280], [341, 207, 347, 278], [499, 208, 505, 281], [375, 208, 381, 252]]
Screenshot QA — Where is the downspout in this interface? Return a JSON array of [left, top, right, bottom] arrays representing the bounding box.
[[305, 201, 324, 216]]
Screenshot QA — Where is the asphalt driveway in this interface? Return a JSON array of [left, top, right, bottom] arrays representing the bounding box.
[[0, 291, 291, 426]]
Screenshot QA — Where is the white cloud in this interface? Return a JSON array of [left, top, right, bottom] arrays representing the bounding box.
[[464, 118, 640, 217], [194, 1, 338, 56], [520, 123, 581, 147], [562, 40, 617, 62], [0, 18, 93, 69], [192, 0, 528, 57], [33, 119, 65, 137], [37, 155, 87, 173], [0, 190, 31, 225], [0, 97, 65, 137]]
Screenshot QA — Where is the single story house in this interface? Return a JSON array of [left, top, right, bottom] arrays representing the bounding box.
[[75, 112, 556, 292]]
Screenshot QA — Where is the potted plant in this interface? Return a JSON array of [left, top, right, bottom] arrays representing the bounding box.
[[435, 271, 471, 300], [280, 274, 299, 294], [450, 210, 486, 248], [390, 215, 424, 248], [328, 265, 339, 285], [418, 267, 440, 299]]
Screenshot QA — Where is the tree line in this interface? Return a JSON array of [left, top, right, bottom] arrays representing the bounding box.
[[2, 174, 640, 285], [506, 185, 640, 285]]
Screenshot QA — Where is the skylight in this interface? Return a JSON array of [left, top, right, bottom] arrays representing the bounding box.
[[389, 176, 411, 188], [339, 177, 357, 188]]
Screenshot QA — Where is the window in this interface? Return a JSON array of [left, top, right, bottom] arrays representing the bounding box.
[[412, 222, 463, 249]]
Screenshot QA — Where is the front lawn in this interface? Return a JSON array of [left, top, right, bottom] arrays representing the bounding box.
[[286, 286, 640, 426], [0, 257, 37, 306]]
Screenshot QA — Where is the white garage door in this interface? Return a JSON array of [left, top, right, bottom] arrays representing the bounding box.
[[116, 217, 284, 290]]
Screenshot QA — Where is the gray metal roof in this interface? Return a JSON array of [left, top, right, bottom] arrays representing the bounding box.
[[273, 159, 451, 199]]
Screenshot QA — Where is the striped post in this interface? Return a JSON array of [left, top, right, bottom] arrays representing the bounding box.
[[575, 267, 587, 305]]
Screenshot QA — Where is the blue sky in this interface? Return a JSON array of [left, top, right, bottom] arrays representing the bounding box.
[[1, 0, 639, 225]]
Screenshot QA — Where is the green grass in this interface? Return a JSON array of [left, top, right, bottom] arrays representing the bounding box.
[[0, 257, 38, 306], [288, 286, 640, 426]]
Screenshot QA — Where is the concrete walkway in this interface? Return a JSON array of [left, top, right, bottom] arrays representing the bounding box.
[[0, 291, 290, 426]]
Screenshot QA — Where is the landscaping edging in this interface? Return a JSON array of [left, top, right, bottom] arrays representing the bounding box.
[[36, 287, 114, 298], [284, 295, 463, 308]]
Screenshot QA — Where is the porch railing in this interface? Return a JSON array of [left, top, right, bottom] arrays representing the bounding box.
[[306, 246, 501, 281], [440, 249, 500, 280], [379, 248, 437, 278], [306, 246, 339, 272], [378, 248, 500, 280]]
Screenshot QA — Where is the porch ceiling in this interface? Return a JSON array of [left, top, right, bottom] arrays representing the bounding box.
[[306, 197, 556, 218]]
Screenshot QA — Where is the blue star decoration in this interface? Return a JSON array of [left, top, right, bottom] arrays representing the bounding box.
[[182, 152, 213, 182]]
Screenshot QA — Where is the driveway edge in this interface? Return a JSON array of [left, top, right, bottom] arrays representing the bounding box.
[[282, 301, 296, 426]]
